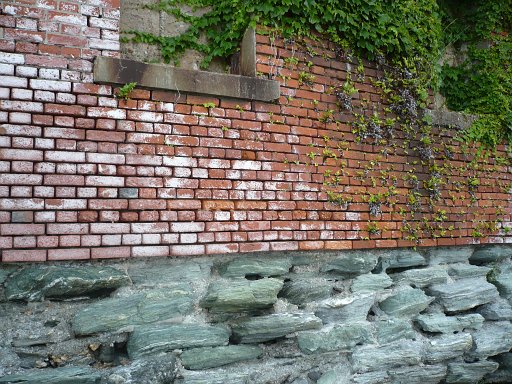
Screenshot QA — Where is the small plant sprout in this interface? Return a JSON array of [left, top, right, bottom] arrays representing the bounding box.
[[202, 102, 216, 108], [116, 82, 137, 100]]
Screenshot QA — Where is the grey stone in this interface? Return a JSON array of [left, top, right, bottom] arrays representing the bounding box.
[[415, 313, 484, 333], [469, 322, 512, 359], [0, 347, 21, 376], [351, 341, 423, 373], [478, 299, 512, 320], [0, 268, 11, 285], [424, 333, 473, 363], [119, 188, 138, 198], [470, 245, 512, 263], [427, 109, 477, 130], [279, 278, 332, 305], [314, 294, 375, 324], [298, 321, 372, 354], [240, 27, 256, 77], [94, 57, 280, 102], [378, 249, 427, 272], [231, 312, 322, 343], [486, 353, 512, 383], [375, 319, 415, 344], [317, 368, 350, 384], [448, 264, 490, 278], [5, 266, 130, 301], [491, 266, 512, 298], [180, 345, 262, 370], [73, 287, 194, 335], [387, 365, 447, 384], [291, 379, 309, 384], [200, 278, 283, 313], [429, 278, 499, 312], [127, 323, 230, 359], [320, 251, 378, 275], [108, 353, 176, 384], [178, 371, 249, 384], [128, 261, 211, 286], [426, 246, 473, 265], [379, 287, 434, 317], [0, 367, 101, 384], [351, 273, 393, 293], [446, 361, 499, 383], [391, 266, 448, 288], [351, 372, 390, 384], [219, 257, 291, 278]]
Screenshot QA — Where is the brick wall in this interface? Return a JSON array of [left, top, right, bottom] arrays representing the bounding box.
[[1, 0, 511, 262]]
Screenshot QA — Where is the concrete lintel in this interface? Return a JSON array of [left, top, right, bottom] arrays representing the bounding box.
[[93, 57, 280, 102], [427, 109, 477, 130]]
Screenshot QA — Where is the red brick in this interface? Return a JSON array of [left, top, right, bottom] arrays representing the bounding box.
[[2, 249, 46, 262], [171, 244, 205, 256], [91, 246, 131, 259], [132, 245, 169, 257], [1, 224, 45, 236], [48, 248, 90, 260]]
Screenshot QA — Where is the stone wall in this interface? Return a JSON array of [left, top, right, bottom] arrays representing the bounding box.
[[1, 245, 512, 383]]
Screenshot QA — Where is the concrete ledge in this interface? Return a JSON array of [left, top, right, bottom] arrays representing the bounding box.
[[427, 109, 477, 130], [93, 57, 280, 102]]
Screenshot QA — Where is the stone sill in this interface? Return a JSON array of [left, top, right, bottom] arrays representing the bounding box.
[[426, 109, 477, 130], [93, 56, 280, 102]]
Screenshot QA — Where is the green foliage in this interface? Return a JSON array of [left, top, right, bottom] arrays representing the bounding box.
[[116, 82, 137, 100]]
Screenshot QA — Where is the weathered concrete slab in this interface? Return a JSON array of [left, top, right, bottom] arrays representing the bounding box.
[[94, 57, 280, 101]]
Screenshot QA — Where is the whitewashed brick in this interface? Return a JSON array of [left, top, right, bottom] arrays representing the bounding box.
[[0, 53, 25, 64], [170, 222, 205, 233], [0, 88, 10, 99], [39, 68, 60, 80], [232, 160, 262, 170], [0, 76, 27, 88], [56, 93, 76, 104], [88, 38, 120, 50], [11, 89, 33, 100], [34, 90, 55, 102], [16, 66, 38, 77], [0, 63, 14, 75], [9, 112, 32, 124], [163, 156, 197, 167], [0, 100, 43, 112], [30, 79, 71, 92]]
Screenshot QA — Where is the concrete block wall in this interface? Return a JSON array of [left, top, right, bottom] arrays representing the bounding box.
[[1, 0, 512, 262]]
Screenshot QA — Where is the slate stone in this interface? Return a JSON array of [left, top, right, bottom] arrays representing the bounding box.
[[200, 278, 283, 313], [5, 266, 130, 301], [378, 249, 427, 272], [178, 372, 250, 384], [351, 273, 393, 293], [314, 294, 375, 324], [279, 278, 332, 305], [429, 278, 499, 312], [0, 268, 11, 285], [486, 353, 512, 383], [426, 246, 473, 265], [127, 324, 230, 359], [0, 367, 101, 384], [231, 312, 322, 343], [374, 319, 415, 344], [73, 286, 194, 335], [387, 365, 447, 384], [107, 353, 176, 384], [470, 245, 512, 263], [478, 299, 512, 320], [316, 368, 350, 384], [391, 266, 448, 288], [180, 345, 262, 370], [320, 251, 378, 275], [298, 321, 372, 354], [491, 266, 512, 298], [415, 313, 484, 333], [219, 257, 291, 278], [351, 372, 390, 384], [468, 322, 512, 359], [446, 361, 499, 383], [351, 341, 423, 373], [128, 262, 211, 286], [424, 333, 473, 363], [448, 264, 490, 278], [379, 287, 434, 317]]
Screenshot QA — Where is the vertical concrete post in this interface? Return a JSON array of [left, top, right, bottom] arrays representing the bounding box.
[[240, 27, 256, 77]]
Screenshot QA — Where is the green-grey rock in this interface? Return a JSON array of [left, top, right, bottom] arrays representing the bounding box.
[[0, 268, 11, 285], [448, 264, 490, 278], [180, 345, 263, 370], [375, 319, 415, 344], [426, 246, 473, 265], [0, 367, 101, 384], [178, 372, 250, 384], [317, 368, 350, 384], [73, 286, 194, 335], [379, 287, 434, 317], [200, 278, 283, 313], [415, 313, 484, 333], [424, 333, 473, 363], [429, 278, 499, 312], [351, 341, 423, 373], [5, 266, 130, 301], [128, 261, 211, 286], [388, 365, 447, 384], [491, 266, 512, 298], [478, 299, 512, 320], [351, 371, 390, 384], [470, 245, 512, 263], [231, 312, 322, 343], [127, 324, 230, 359], [391, 266, 448, 288], [320, 251, 378, 275], [107, 353, 176, 384], [279, 278, 332, 305], [219, 257, 291, 278], [378, 249, 426, 272], [298, 321, 372, 354], [486, 353, 512, 383], [314, 294, 375, 324], [468, 322, 512, 359], [351, 273, 393, 293], [446, 361, 499, 383]]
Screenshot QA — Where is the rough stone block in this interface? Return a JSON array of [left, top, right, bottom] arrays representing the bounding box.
[[351, 273, 393, 293], [180, 345, 263, 370], [219, 257, 291, 278], [314, 294, 375, 324], [470, 245, 512, 263], [127, 324, 230, 359], [231, 312, 322, 343], [0, 367, 101, 384], [468, 322, 512, 359], [378, 249, 426, 272], [379, 287, 434, 317], [375, 319, 416, 344], [490, 265, 512, 299], [391, 265, 448, 288], [320, 250, 378, 275], [128, 261, 211, 287], [351, 371, 390, 384], [351, 341, 423, 373], [415, 313, 484, 333], [387, 365, 447, 384], [426, 246, 473, 265], [446, 361, 499, 383], [477, 298, 512, 320], [4, 266, 130, 301], [429, 277, 499, 312], [279, 277, 333, 305], [178, 371, 250, 384], [107, 353, 176, 384], [424, 333, 473, 363], [200, 278, 283, 313], [448, 264, 490, 279]]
